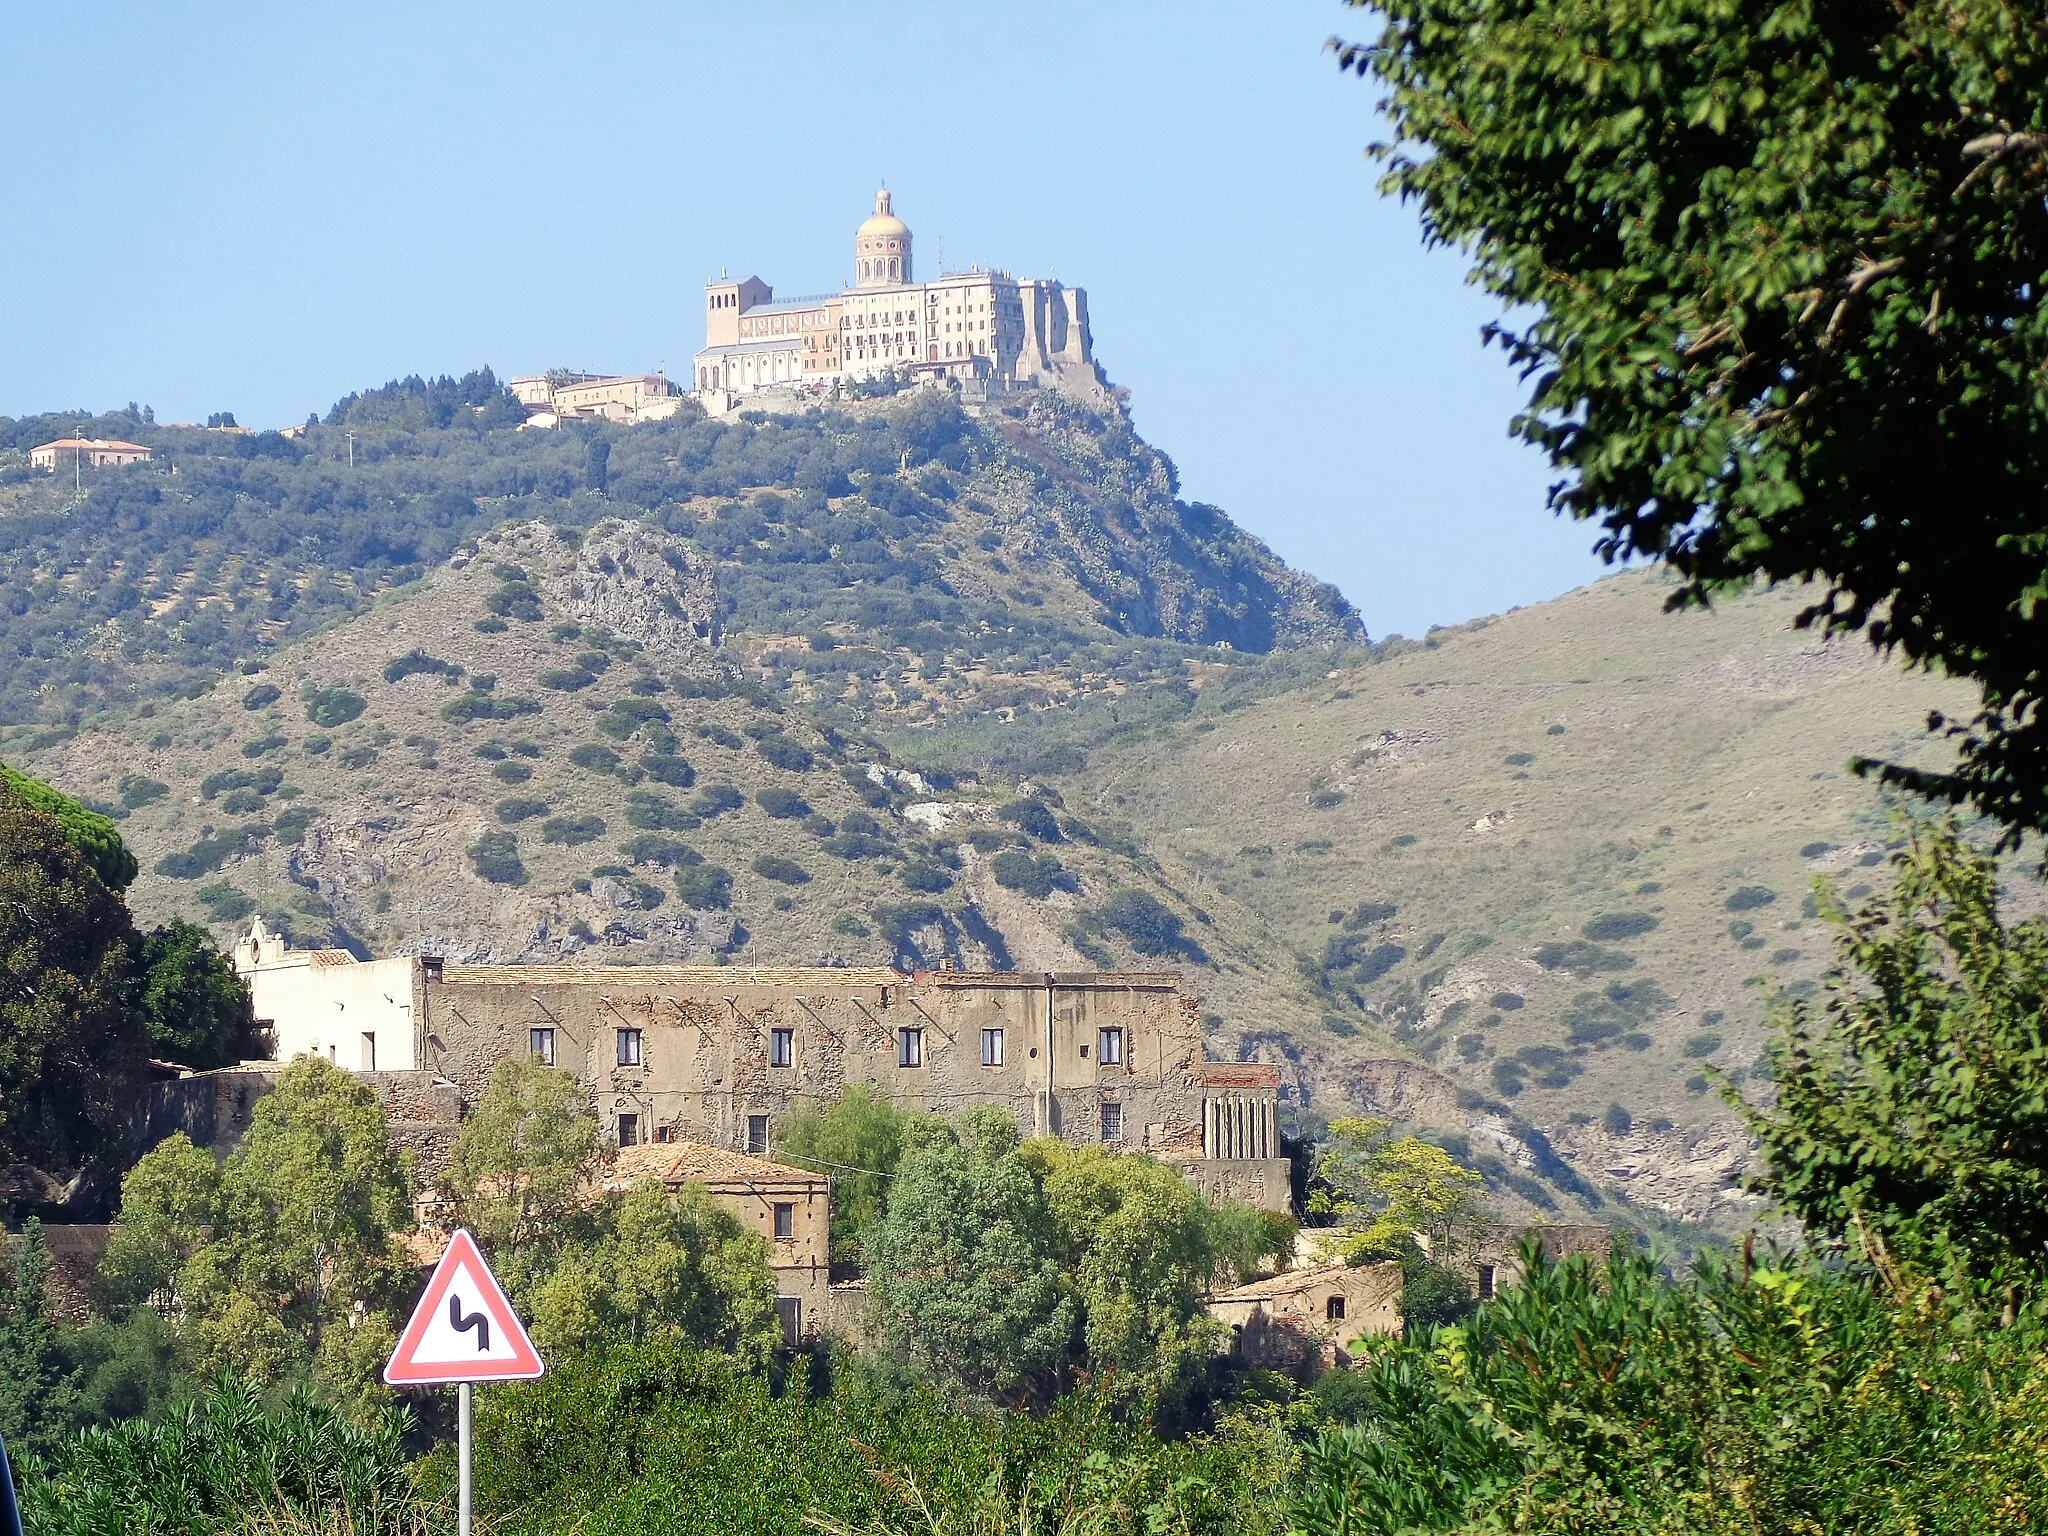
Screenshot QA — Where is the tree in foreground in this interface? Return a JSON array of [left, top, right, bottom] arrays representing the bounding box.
[[776, 1082, 927, 1261], [1335, 0, 2048, 837], [446, 1055, 781, 1367], [175, 1056, 419, 1396], [0, 775, 150, 1190], [1744, 819, 2048, 1280]]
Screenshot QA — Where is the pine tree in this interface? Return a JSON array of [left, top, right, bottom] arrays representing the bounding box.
[[0, 1219, 76, 1457]]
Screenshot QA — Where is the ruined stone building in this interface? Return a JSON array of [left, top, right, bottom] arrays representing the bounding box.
[[217, 926, 1291, 1215]]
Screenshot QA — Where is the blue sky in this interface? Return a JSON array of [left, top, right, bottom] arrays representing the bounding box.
[[0, 1, 1610, 640]]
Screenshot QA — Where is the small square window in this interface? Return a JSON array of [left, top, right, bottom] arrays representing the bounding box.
[[617, 1112, 640, 1147], [981, 1027, 1005, 1067], [1100, 1102, 1123, 1142], [655, 1124, 676, 1144], [898, 1026, 924, 1068], [773, 1202, 794, 1239], [616, 1028, 642, 1068], [530, 1027, 555, 1066], [1326, 1294, 1346, 1322], [771, 1027, 794, 1068], [747, 1114, 769, 1156], [1098, 1027, 1124, 1066]]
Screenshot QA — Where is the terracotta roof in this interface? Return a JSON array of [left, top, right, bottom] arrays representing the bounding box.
[[1195, 1062, 1282, 1088], [33, 437, 150, 453], [306, 949, 361, 967], [609, 1141, 828, 1189], [440, 963, 907, 989], [1211, 1262, 1396, 1303]]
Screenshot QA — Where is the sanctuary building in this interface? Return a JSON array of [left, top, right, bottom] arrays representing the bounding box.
[[692, 190, 1106, 401]]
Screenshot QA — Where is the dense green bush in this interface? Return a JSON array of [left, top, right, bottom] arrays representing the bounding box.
[[752, 855, 811, 886], [673, 863, 733, 910], [302, 686, 366, 728], [19, 1376, 428, 1536], [991, 849, 1078, 899], [469, 830, 527, 885]]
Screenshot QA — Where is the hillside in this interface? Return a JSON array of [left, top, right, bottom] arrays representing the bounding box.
[[1068, 571, 1993, 1225], [0, 376, 2006, 1237]]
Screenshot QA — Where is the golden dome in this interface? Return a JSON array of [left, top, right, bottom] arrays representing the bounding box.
[[857, 188, 908, 240]]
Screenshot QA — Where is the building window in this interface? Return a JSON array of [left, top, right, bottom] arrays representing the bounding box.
[[617, 1028, 642, 1067], [748, 1114, 769, 1156], [898, 1026, 924, 1068], [776, 1295, 802, 1344], [655, 1124, 676, 1144], [1100, 1102, 1123, 1142], [981, 1027, 1005, 1067], [773, 1202, 794, 1240], [1478, 1263, 1497, 1300], [771, 1027, 793, 1068], [618, 1112, 640, 1147], [360, 1032, 377, 1072], [1098, 1027, 1125, 1066], [1326, 1294, 1346, 1322], [530, 1027, 555, 1066]]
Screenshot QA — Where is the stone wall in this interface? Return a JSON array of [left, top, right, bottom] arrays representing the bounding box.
[[3, 1224, 111, 1323]]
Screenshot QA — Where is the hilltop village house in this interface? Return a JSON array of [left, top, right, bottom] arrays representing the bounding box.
[[692, 189, 1107, 401], [28, 437, 151, 470], [220, 921, 1291, 1216]]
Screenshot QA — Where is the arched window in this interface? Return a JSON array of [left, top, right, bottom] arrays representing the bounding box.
[[889, 258, 899, 279]]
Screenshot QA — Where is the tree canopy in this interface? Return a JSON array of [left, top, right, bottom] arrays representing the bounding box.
[[1746, 820, 2048, 1278], [0, 775, 150, 1187], [1337, 0, 2048, 837]]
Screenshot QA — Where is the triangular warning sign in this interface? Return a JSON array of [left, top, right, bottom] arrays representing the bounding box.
[[384, 1228, 544, 1386]]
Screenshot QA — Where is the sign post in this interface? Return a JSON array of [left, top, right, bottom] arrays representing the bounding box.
[[384, 1229, 543, 1536]]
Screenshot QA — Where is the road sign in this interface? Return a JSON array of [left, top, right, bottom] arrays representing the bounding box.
[[384, 1228, 543, 1386]]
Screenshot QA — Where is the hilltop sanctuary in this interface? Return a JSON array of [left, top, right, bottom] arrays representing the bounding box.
[[691, 189, 1108, 401]]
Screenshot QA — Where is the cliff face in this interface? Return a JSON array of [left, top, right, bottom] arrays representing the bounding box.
[[982, 393, 1361, 651]]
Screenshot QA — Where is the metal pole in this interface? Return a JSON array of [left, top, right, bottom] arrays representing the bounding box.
[[458, 1381, 473, 1536]]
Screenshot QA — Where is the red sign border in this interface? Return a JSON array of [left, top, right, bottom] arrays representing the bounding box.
[[383, 1228, 544, 1386]]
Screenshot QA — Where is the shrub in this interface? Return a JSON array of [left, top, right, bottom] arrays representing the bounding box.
[[598, 698, 672, 740], [118, 775, 169, 810], [383, 650, 463, 685], [542, 815, 606, 846], [1801, 841, 1835, 859], [622, 835, 698, 868], [1533, 939, 1634, 974], [487, 578, 542, 621], [1725, 885, 1779, 912], [241, 735, 286, 759], [303, 735, 331, 755], [1342, 900, 1399, 929], [691, 784, 745, 818], [220, 788, 263, 815], [442, 692, 541, 724], [998, 799, 1061, 841], [991, 850, 1078, 899], [674, 863, 733, 910], [1091, 889, 1195, 959], [1307, 789, 1347, 810], [899, 861, 954, 893], [752, 855, 811, 885], [496, 797, 548, 823], [304, 686, 367, 727], [272, 806, 316, 845], [756, 787, 810, 819], [1583, 911, 1658, 941], [492, 761, 533, 783], [823, 833, 893, 860], [539, 666, 598, 692], [241, 683, 280, 710], [642, 753, 696, 787], [469, 830, 527, 884], [842, 765, 891, 807], [200, 767, 283, 801], [338, 745, 377, 770], [1491, 991, 1524, 1010], [756, 734, 815, 772], [627, 791, 699, 832], [1505, 751, 1536, 766], [569, 743, 624, 775], [1683, 1032, 1723, 1058], [1602, 1102, 1633, 1136]]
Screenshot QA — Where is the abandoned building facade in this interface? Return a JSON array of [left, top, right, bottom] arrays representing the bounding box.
[[220, 929, 1292, 1215]]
